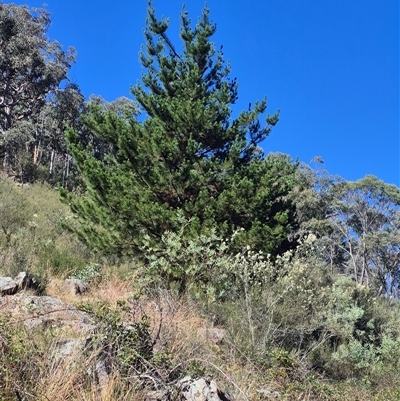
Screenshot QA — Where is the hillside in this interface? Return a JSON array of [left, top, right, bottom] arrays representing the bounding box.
[[1, 180, 400, 400], [0, 3, 399, 400]]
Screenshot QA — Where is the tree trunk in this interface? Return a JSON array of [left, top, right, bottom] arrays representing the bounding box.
[[49, 149, 56, 178], [62, 154, 71, 187], [3, 143, 13, 176], [2, 111, 14, 176]]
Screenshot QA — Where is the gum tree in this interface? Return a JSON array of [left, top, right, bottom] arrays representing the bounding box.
[[0, 2, 75, 176], [297, 171, 400, 295]]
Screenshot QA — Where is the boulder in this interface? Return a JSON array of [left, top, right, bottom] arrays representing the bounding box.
[[0, 276, 18, 295], [205, 327, 226, 344], [63, 278, 89, 295], [145, 377, 232, 401], [0, 272, 38, 296], [0, 293, 94, 331], [177, 377, 232, 401], [14, 271, 34, 289], [53, 338, 82, 360]]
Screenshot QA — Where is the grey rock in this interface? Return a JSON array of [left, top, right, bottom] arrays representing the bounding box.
[[0, 277, 18, 296], [53, 338, 82, 360], [95, 360, 110, 389], [177, 377, 232, 401], [0, 293, 95, 332], [63, 278, 89, 295], [256, 386, 281, 398], [86, 358, 112, 389], [0, 272, 38, 296], [198, 327, 226, 345], [144, 377, 232, 401], [14, 271, 35, 290]]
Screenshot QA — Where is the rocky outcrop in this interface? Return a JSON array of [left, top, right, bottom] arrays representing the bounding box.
[[0, 292, 94, 332], [0, 271, 36, 295], [0, 271, 90, 297], [0, 276, 17, 295], [0, 272, 235, 401]]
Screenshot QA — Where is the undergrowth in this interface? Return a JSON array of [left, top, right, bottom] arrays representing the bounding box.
[[1, 179, 400, 400]]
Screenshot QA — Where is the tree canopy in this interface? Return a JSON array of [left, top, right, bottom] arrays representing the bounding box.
[[62, 3, 298, 257], [295, 168, 400, 296], [0, 2, 77, 181]]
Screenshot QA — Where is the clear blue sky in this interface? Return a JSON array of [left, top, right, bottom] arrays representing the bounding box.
[[11, 0, 400, 185]]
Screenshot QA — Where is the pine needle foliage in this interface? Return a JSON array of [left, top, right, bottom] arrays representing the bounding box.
[[61, 2, 298, 256]]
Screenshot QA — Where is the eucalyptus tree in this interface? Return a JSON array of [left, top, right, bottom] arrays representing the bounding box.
[[0, 2, 75, 176], [297, 169, 400, 295]]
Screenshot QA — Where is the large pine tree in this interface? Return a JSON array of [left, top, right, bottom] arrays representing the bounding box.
[[62, 3, 298, 256]]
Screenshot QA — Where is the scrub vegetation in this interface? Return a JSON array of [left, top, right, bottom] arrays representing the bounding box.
[[0, 2, 399, 400]]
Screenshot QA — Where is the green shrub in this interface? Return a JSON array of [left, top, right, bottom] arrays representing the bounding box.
[[140, 220, 235, 300], [69, 262, 103, 285], [197, 236, 400, 387], [86, 301, 151, 374]]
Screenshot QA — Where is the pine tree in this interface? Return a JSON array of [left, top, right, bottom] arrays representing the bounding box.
[[62, 2, 298, 256]]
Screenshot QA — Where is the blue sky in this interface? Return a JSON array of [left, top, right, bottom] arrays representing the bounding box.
[[12, 0, 400, 185]]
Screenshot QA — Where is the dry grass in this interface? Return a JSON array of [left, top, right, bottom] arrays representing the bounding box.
[[9, 339, 144, 401], [45, 274, 135, 306], [44, 275, 256, 400], [2, 273, 400, 401]]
